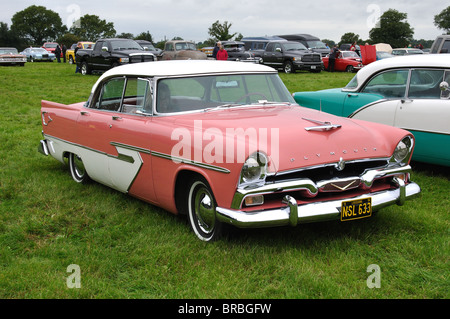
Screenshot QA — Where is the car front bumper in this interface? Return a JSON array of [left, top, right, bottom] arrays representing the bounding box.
[[216, 176, 420, 228]]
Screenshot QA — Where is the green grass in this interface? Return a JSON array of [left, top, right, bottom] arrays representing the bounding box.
[[0, 63, 448, 299]]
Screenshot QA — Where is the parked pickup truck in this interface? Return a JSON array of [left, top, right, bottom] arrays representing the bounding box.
[[261, 40, 323, 73], [76, 38, 155, 75]]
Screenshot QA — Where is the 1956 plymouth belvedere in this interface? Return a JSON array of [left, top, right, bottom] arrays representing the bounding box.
[[39, 60, 420, 241]]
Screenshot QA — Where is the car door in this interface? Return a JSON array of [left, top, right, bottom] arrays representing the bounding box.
[[76, 76, 157, 198], [394, 69, 450, 165], [262, 42, 275, 66], [347, 69, 409, 126]]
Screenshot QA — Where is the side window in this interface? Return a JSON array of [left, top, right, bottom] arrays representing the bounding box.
[[362, 69, 409, 98], [97, 78, 126, 111], [274, 43, 282, 52], [431, 38, 443, 54], [408, 69, 444, 99], [265, 43, 274, 52], [122, 78, 152, 114], [441, 40, 450, 53], [166, 43, 173, 51]]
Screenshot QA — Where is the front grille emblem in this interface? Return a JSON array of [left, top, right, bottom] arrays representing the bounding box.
[[335, 157, 346, 171]]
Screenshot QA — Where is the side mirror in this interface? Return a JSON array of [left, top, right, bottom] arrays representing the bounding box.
[[275, 47, 282, 53], [102, 46, 109, 52], [440, 81, 449, 99]]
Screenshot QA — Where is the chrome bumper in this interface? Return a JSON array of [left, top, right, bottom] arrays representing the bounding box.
[[216, 177, 421, 228]]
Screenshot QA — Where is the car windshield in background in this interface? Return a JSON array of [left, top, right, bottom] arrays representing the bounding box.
[[306, 41, 327, 49], [31, 48, 48, 54], [45, 43, 57, 48], [342, 51, 360, 58], [282, 42, 307, 51], [110, 40, 142, 51], [0, 48, 18, 54], [175, 42, 197, 51], [156, 73, 295, 114]]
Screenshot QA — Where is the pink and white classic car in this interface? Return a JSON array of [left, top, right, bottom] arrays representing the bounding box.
[[39, 60, 420, 241]]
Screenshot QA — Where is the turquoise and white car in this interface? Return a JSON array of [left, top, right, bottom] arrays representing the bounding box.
[[293, 55, 450, 166]]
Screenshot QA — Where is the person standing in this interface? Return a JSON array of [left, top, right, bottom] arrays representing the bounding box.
[[216, 44, 228, 61], [212, 41, 221, 59], [74, 43, 81, 73], [55, 45, 61, 63], [62, 44, 67, 63], [328, 45, 340, 72]]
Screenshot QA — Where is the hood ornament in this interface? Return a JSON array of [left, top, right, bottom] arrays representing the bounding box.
[[302, 117, 342, 131], [335, 157, 346, 171]]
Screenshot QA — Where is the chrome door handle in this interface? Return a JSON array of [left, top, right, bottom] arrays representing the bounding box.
[[112, 116, 122, 121]]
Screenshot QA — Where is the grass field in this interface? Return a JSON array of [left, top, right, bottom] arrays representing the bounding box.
[[0, 62, 448, 299]]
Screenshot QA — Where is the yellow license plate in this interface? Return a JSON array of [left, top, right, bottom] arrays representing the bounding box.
[[341, 198, 372, 221]]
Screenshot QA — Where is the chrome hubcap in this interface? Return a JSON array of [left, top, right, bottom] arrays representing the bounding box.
[[193, 187, 216, 234]]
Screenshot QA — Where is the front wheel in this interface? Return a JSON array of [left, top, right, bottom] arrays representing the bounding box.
[[187, 178, 222, 241], [69, 153, 90, 183], [283, 61, 294, 74], [81, 62, 91, 75], [346, 65, 354, 73]]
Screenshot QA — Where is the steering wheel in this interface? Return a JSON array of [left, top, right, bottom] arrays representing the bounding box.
[[235, 92, 268, 104]]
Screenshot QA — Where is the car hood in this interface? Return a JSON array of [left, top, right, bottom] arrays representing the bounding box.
[[169, 104, 406, 172], [113, 49, 154, 56]]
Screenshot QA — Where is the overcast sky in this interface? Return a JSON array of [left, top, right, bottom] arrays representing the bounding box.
[[0, 0, 445, 44]]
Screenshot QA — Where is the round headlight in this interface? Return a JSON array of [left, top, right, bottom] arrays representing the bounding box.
[[393, 137, 413, 163], [240, 152, 268, 185]]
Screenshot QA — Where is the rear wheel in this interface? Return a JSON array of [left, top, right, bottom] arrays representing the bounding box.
[[187, 178, 222, 241], [69, 153, 89, 183]]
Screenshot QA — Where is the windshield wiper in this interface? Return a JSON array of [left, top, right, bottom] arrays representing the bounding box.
[[203, 103, 242, 112]]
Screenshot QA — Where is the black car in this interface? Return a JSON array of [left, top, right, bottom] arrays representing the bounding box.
[[261, 40, 323, 73]]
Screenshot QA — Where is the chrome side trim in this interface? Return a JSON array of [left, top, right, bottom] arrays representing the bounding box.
[[151, 151, 231, 174]]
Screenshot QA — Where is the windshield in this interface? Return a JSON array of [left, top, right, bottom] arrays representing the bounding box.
[[155, 73, 295, 114], [282, 42, 307, 51], [175, 42, 197, 51], [305, 41, 327, 49], [110, 40, 142, 51], [0, 48, 18, 54], [44, 43, 57, 48], [30, 48, 48, 54], [342, 51, 360, 58]]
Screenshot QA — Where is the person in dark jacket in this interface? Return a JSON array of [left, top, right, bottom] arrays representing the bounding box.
[[212, 41, 221, 59], [328, 45, 340, 72], [62, 44, 67, 63], [55, 45, 61, 63], [74, 43, 81, 73]]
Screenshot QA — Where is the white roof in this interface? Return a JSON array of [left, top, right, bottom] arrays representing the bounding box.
[[351, 54, 450, 90], [92, 60, 276, 92]]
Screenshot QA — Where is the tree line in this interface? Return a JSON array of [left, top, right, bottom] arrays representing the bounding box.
[[1, 5, 449, 51]]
